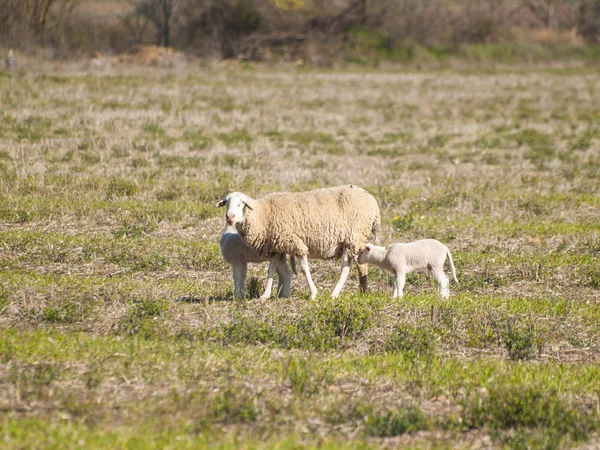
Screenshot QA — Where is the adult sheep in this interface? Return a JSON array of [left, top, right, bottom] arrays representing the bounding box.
[[216, 184, 380, 299], [220, 224, 296, 298]]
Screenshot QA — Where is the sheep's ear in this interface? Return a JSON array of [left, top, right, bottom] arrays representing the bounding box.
[[243, 196, 258, 211], [365, 244, 371, 252], [216, 198, 227, 208]]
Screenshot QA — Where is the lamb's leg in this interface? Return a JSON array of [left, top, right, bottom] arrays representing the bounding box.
[[331, 254, 351, 298], [232, 263, 246, 298], [299, 255, 318, 299], [260, 258, 278, 299], [357, 262, 369, 292], [393, 270, 406, 299], [241, 263, 248, 295], [432, 266, 450, 299], [275, 257, 292, 298]]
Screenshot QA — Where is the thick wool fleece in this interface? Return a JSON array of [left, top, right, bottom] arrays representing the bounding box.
[[237, 185, 380, 260]]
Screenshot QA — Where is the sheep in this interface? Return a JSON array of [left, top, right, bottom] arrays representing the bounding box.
[[220, 225, 296, 298], [216, 184, 381, 299], [357, 239, 458, 299]]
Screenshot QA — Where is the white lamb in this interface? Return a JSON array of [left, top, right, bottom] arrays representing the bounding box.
[[357, 239, 458, 299], [216, 185, 381, 299], [220, 225, 295, 298]]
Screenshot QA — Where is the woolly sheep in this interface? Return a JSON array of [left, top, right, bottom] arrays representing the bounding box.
[[357, 239, 458, 299], [216, 185, 381, 299], [220, 225, 295, 298]]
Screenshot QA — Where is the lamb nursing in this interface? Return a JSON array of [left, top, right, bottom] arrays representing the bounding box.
[[357, 239, 458, 299], [217, 185, 381, 299]]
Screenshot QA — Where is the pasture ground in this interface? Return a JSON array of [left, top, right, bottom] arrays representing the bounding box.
[[1, 64, 599, 448]]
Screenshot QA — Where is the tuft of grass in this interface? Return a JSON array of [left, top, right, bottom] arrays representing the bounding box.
[[183, 130, 212, 150], [462, 385, 598, 447], [283, 356, 331, 398], [509, 128, 555, 167], [289, 131, 336, 148], [106, 176, 137, 198], [15, 116, 53, 142], [212, 386, 258, 424], [365, 407, 431, 437], [223, 296, 382, 350], [500, 317, 543, 361], [382, 324, 437, 357], [217, 128, 253, 146], [117, 297, 169, 338], [391, 213, 414, 231]]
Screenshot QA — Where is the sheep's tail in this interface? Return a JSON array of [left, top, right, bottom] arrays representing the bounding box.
[[446, 249, 458, 285], [371, 212, 381, 245], [289, 255, 298, 275]]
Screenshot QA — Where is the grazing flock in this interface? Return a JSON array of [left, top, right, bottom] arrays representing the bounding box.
[[217, 184, 458, 299]]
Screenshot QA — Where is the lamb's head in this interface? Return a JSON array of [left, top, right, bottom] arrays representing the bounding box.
[[357, 243, 385, 264], [357, 244, 373, 264], [216, 192, 258, 226]]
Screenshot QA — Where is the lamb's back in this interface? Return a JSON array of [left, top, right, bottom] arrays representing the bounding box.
[[390, 239, 447, 267]]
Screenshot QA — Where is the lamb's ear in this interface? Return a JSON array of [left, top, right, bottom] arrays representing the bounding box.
[[242, 196, 258, 211], [364, 244, 371, 252], [216, 198, 227, 208]]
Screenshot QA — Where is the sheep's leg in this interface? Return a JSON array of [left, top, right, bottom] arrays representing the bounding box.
[[241, 264, 248, 295], [260, 258, 278, 299], [432, 267, 450, 299], [393, 270, 405, 299], [331, 254, 351, 298], [275, 257, 292, 298], [357, 262, 369, 292], [299, 255, 318, 299], [232, 263, 246, 298]]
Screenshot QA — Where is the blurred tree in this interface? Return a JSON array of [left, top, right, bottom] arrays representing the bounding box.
[[578, 0, 600, 43], [135, 0, 176, 47], [25, 0, 55, 42], [522, 0, 561, 27]]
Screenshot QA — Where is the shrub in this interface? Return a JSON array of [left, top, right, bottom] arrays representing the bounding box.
[[212, 386, 258, 424], [106, 177, 137, 199], [462, 386, 597, 446], [500, 318, 542, 361], [365, 407, 431, 437], [383, 324, 437, 357], [117, 297, 169, 338], [224, 312, 280, 345]]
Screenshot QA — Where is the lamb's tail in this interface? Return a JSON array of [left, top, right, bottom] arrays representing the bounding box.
[[289, 255, 298, 275], [446, 248, 458, 285], [371, 212, 381, 245]]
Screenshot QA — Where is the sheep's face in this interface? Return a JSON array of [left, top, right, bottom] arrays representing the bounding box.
[[216, 192, 254, 226], [357, 244, 372, 264]]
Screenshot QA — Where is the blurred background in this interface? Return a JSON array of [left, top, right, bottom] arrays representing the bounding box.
[[1, 0, 600, 66]]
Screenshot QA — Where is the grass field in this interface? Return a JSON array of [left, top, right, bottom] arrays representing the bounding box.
[[1, 63, 600, 449]]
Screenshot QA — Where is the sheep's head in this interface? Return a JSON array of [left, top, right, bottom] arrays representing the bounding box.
[[216, 192, 257, 226], [357, 244, 373, 264]]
